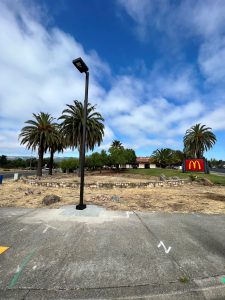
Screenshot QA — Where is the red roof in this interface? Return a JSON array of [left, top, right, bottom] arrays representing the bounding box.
[[136, 157, 150, 163]]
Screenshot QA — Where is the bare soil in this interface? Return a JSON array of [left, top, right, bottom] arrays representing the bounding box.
[[1, 174, 225, 214]]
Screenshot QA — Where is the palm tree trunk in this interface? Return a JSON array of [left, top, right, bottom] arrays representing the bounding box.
[[37, 146, 43, 177], [49, 150, 54, 175], [77, 145, 82, 177]]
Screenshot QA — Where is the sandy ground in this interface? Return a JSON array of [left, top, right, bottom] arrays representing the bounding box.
[[1, 174, 225, 214]]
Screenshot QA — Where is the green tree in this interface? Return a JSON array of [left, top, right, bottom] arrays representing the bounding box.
[[87, 152, 102, 170], [12, 158, 26, 169], [87, 150, 110, 172], [124, 149, 136, 164], [184, 123, 216, 158], [0, 155, 7, 167], [59, 100, 104, 174], [109, 148, 127, 170], [19, 112, 59, 176], [151, 148, 174, 168], [110, 140, 123, 149], [171, 150, 185, 165], [25, 158, 38, 169], [109, 141, 136, 170], [100, 150, 109, 167], [60, 158, 79, 173]]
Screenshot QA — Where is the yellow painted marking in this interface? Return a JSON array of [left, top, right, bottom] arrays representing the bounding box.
[[0, 246, 9, 254]]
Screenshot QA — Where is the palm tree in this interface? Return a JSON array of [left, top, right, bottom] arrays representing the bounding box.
[[111, 140, 123, 149], [151, 148, 173, 168], [48, 129, 65, 175], [183, 123, 216, 158], [172, 150, 185, 165], [19, 112, 59, 176], [58, 100, 104, 170]]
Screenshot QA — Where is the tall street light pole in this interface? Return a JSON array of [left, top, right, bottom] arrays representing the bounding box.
[[72, 57, 89, 210]]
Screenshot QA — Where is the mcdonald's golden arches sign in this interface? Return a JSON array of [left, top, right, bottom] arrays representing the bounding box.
[[184, 159, 205, 172]]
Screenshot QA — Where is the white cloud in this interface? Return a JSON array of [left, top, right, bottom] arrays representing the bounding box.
[[1, 0, 225, 158], [0, 0, 112, 155], [199, 107, 225, 131], [117, 0, 170, 40], [117, 0, 153, 39], [101, 75, 144, 116], [198, 37, 225, 83], [147, 68, 198, 101], [117, 0, 225, 40], [183, 0, 225, 38]]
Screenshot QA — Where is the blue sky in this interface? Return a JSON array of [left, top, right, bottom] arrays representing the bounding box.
[[0, 0, 225, 159]]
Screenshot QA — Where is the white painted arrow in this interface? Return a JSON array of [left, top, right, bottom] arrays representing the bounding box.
[[157, 241, 171, 254]]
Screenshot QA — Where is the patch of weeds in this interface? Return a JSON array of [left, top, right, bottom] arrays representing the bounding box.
[[189, 174, 198, 181], [179, 276, 189, 283]]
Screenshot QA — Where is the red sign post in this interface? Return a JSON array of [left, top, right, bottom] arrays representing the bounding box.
[[183, 158, 209, 173]]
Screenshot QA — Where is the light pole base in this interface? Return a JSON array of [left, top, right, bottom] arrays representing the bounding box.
[[76, 204, 87, 210]]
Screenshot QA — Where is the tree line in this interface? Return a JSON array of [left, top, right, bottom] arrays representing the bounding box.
[[0, 155, 60, 170], [5, 108, 216, 174], [60, 141, 136, 172]]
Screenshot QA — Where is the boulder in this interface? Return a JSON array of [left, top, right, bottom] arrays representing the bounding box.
[[111, 195, 120, 202], [42, 194, 61, 206], [25, 189, 34, 196]]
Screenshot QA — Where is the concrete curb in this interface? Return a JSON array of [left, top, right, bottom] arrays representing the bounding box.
[[1, 284, 225, 299]]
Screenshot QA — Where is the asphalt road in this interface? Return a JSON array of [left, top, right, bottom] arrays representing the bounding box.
[[210, 168, 225, 176], [211, 168, 225, 173], [0, 206, 225, 299]]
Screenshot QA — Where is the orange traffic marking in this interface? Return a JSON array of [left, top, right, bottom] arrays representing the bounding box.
[[0, 246, 9, 254]]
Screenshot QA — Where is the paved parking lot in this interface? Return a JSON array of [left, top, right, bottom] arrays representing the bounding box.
[[0, 205, 225, 299]]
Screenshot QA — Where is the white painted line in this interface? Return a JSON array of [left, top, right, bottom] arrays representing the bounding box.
[[43, 224, 57, 234], [158, 241, 171, 254]]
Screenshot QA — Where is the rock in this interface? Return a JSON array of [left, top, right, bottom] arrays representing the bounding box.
[[111, 195, 120, 202], [42, 194, 61, 205], [172, 176, 180, 180], [25, 189, 34, 196], [159, 174, 167, 181]]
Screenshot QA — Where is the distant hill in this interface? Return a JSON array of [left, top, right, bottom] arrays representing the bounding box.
[[6, 156, 76, 161], [6, 156, 30, 160]]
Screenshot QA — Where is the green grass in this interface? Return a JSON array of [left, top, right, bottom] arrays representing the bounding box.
[[126, 168, 225, 185]]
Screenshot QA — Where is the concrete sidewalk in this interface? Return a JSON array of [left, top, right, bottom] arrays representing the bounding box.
[[0, 205, 225, 299]]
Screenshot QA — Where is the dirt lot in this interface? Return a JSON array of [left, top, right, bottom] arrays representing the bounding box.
[[1, 174, 225, 214]]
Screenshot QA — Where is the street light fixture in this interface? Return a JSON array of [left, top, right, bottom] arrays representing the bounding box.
[[72, 57, 89, 210], [73, 57, 89, 73]]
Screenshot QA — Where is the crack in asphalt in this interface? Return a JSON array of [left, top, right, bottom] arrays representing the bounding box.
[[133, 211, 190, 279]]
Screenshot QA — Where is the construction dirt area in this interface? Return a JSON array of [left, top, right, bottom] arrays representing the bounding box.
[[1, 173, 225, 214]]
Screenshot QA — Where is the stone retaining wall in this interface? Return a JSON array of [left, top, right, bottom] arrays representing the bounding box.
[[21, 178, 188, 189]]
